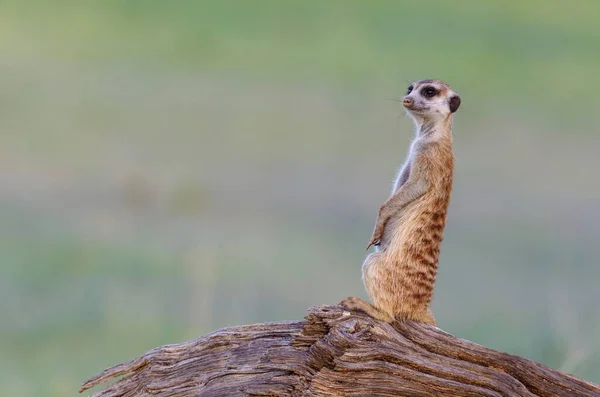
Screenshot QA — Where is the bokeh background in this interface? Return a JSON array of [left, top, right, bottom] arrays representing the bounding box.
[[2, 1, 600, 395]]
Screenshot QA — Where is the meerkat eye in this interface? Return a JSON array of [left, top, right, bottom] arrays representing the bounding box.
[[421, 86, 438, 98], [406, 85, 414, 95]]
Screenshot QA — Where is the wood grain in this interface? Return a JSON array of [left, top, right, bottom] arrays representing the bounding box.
[[80, 305, 600, 397]]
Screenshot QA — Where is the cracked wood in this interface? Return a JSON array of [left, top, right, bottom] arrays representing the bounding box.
[[81, 305, 600, 397]]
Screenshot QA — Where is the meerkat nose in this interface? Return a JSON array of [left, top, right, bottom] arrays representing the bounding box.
[[403, 97, 414, 108]]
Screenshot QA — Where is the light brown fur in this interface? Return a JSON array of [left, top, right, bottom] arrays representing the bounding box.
[[340, 79, 460, 325]]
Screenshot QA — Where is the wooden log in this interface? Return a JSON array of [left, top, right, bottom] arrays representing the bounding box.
[[80, 305, 600, 396]]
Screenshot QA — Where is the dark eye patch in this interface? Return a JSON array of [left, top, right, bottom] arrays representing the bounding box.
[[407, 85, 414, 95], [421, 86, 438, 98]]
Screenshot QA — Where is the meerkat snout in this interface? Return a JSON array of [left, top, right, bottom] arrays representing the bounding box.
[[403, 97, 414, 108]]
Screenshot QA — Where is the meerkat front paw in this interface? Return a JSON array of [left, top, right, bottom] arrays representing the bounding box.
[[366, 223, 385, 250], [367, 206, 390, 250], [366, 232, 381, 250], [339, 297, 393, 322]]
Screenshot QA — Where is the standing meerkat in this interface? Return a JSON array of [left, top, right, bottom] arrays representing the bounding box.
[[340, 79, 461, 325]]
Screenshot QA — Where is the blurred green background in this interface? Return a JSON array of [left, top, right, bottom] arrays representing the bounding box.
[[1, 1, 599, 395]]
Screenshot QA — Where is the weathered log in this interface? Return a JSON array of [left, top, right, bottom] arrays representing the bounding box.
[[80, 305, 600, 396]]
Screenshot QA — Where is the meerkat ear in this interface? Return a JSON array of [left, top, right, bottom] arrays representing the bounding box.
[[449, 95, 461, 113]]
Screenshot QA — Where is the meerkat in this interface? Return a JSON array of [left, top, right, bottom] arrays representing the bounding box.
[[340, 79, 461, 325]]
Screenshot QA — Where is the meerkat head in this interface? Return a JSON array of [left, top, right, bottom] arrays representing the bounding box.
[[402, 79, 461, 124]]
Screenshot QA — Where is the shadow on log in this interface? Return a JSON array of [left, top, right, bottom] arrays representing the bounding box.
[[80, 305, 600, 397]]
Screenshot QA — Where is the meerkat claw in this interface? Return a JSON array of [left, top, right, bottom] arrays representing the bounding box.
[[366, 239, 379, 250], [367, 229, 382, 250]]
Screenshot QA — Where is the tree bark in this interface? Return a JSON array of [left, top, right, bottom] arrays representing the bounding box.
[[80, 305, 600, 397]]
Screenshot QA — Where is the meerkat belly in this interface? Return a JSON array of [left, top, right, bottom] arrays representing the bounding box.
[[389, 203, 443, 257], [362, 196, 448, 315]]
